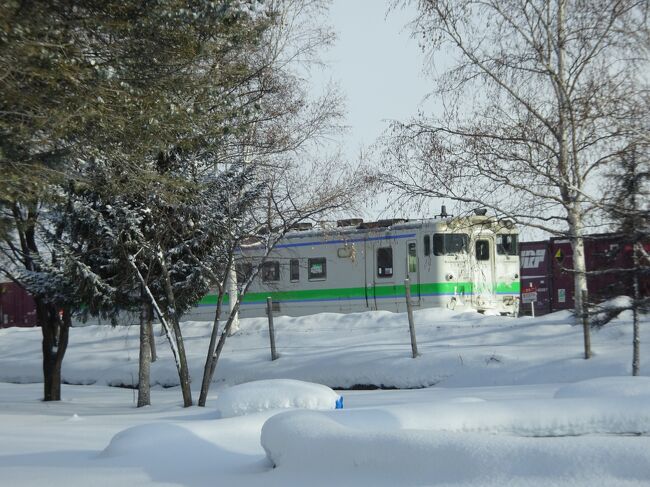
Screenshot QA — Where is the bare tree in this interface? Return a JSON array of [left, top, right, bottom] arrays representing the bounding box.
[[379, 0, 649, 325], [195, 162, 361, 406], [194, 0, 366, 406]]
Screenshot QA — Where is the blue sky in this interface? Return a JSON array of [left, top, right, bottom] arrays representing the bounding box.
[[311, 0, 441, 219], [323, 0, 434, 166]]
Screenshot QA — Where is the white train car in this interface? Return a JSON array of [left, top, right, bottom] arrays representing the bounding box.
[[207, 211, 520, 318]]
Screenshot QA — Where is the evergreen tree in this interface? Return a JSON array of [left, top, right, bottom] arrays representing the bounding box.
[[593, 145, 650, 375], [0, 0, 277, 402]]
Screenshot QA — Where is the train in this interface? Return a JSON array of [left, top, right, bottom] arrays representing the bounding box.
[[192, 210, 522, 319], [520, 234, 650, 316], [5, 215, 647, 327]]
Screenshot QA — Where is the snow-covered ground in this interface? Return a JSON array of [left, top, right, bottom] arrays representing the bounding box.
[[1, 306, 649, 486]]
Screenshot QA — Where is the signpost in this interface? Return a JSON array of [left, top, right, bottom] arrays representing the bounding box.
[[521, 285, 538, 317]]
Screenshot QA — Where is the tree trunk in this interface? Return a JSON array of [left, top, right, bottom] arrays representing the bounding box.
[[39, 301, 70, 401], [632, 242, 641, 376], [129, 256, 192, 407], [147, 304, 157, 363], [570, 222, 591, 360], [158, 253, 193, 407], [198, 289, 225, 407], [572, 235, 588, 317], [567, 202, 588, 323], [227, 264, 240, 335], [205, 299, 242, 394], [137, 293, 152, 407]]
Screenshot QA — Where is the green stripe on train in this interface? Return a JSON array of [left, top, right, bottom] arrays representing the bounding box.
[[496, 282, 521, 294], [198, 281, 520, 306]]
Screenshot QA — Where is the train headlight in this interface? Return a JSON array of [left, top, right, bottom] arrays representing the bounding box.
[[514, 273, 519, 279], [446, 273, 454, 281]]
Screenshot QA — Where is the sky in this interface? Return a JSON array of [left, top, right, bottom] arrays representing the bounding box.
[[315, 0, 442, 220], [324, 0, 433, 159], [314, 2, 548, 241]]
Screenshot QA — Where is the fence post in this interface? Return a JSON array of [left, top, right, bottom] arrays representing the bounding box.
[[266, 297, 278, 361], [404, 279, 419, 358], [581, 289, 591, 359]]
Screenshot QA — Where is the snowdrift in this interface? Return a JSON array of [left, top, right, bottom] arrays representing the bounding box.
[[261, 387, 650, 485], [262, 409, 650, 486], [214, 379, 342, 418]]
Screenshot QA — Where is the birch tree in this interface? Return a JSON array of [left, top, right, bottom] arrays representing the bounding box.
[[380, 0, 649, 323]]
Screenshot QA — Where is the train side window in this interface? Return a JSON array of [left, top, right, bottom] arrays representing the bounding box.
[[377, 247, 393, 278], [423, 235, 431, 256], [476, 240, 490, 261], [433, 233, 469, 255], [262, 261, 280, 282], [290, 259, 300, 282], [308, 258, 327, 280], [496, 234, 518, 256]]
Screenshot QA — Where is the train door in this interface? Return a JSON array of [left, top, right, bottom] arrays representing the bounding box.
[[367, 240, 398, 311], [472, 237, 496, 309], [406, 239, 421, 305]]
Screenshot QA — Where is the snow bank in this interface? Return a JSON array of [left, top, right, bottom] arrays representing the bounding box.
[[214, 379, 341, 418], [100, 423, 193, 459], [554, 376, 650, 399], [2, 306, 648, 390], [262, 392, 650, 442], [261, 409, 650, 486]]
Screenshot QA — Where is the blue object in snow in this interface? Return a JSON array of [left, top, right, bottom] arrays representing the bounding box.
[[335, 396, 344, 409]]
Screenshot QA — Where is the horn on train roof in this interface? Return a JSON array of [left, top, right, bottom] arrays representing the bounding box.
[[436, 205, 450, 218]]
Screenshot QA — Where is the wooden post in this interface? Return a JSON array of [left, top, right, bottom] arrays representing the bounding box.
[[266, 297, 278, 361], [404, 279, 419, 358], [530, 301, 535, 318], [581, 289, 591, 359]]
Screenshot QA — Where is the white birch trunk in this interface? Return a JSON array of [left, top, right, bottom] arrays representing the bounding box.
[[227, 264, 240, 336], [569, 208, 588, 325]]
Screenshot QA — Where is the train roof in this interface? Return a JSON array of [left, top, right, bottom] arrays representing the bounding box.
[[283, 215, 517, 241]]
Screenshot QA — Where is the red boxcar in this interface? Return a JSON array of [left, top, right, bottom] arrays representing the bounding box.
[[520, 234, 650, 315], [519, 240, 553, 316], [0, 282, 38, 328]]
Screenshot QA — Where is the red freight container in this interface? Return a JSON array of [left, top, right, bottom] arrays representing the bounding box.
[[549, 238, 575, 311], [0, 282, 38, 328], [519, 241, 552, 315], [533, 234, 650, 314], [520, 233, 649, 316]]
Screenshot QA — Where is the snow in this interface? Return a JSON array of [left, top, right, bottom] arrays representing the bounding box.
[[554, 376, 650, 398], [214, 379, 341, 418], [261, 410, 650, 486], [1, 306, 649, 486], [3, 306, 644, 389]]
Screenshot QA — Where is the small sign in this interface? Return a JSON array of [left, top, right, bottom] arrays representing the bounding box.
[[521, 286, 537, 304], [555, 248, 564, 264], [558, 288, 566, 303]]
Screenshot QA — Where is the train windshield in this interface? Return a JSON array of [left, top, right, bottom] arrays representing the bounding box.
[[433, 233, 469, 255], [496, 234, 518, 255]]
